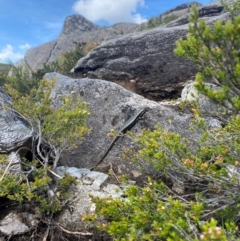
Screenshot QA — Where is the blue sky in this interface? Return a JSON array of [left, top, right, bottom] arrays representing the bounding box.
[[0, 0, 211, 63]]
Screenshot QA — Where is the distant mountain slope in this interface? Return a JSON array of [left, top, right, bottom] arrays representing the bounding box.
[[140, 2, 202, 29], [22, 15, 139, 71], [20, 2, 204, 72]]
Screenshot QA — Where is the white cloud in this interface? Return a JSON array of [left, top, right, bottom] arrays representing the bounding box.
[[19, 43, 31, 50], [0, 45, 23, 63], [132, 13, 148, 24], [73, 0, 146, 24]]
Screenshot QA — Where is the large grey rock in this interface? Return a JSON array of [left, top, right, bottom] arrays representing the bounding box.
[[23, 15, 139, 72], [0, 88, 32, 153], [72, 25, 194, 101], [71, 3, 231, 101], [44, 72, 220, 170]]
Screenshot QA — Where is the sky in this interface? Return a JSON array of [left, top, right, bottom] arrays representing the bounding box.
[[0, 0, 211, 64]]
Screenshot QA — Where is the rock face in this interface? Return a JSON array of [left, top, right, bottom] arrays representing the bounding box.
[[22, 41, 57, 72], [71, 3, 228, 101], [71, 25, 194, 101], [0, 87, 32, 153], [23, 15, 139, 72], [45, 72, 221, 170], [20, 2, 230, 101]]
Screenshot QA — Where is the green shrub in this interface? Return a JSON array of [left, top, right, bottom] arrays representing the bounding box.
[[85, 113, 240, 240], [174, 0, 240, 113], [4, 45, 83, 96], [57, 45, 83, 73], [86, 2, 240, 240], [0, 156, 76, 214], [6, 78, 90, 170], [0, 64, 11, 86], [5, 64, 40, 95], [0, 76, 90, 214], [39, 44, 83, 75], [0, 42, 87, 217]]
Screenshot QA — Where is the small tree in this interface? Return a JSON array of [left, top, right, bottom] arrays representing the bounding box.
[[0, 63, 11, 86], [174, 0, 240, 112], [5, 78, 90, 170], [0, 77, 90, 218], [0, 45, 90, 241], [0, 77, 90, 215]]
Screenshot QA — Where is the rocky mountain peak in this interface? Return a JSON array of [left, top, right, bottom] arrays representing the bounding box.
[[60, 14, 99, 36]]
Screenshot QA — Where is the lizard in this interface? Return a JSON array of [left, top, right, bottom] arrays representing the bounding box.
[[90, 107, 148, 170]]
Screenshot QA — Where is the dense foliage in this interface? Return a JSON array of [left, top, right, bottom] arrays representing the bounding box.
[[0, 45, 90, 215], [5, 64, 40, 94], [86, 113, 240, 240], [84, 1, 240, 240], [0, 155, 77, 214], [6, 78, 90, 170]]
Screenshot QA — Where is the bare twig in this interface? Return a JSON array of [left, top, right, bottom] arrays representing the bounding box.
[[55, 223, 92, 236]]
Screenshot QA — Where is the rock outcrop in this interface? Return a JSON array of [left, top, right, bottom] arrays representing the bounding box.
[[45, 72, 222, 170], [55, 166, 127, 230], [22, 15, 139, 72], [71, 25, 194, 101], [71, 3, 228, 101], [19, 2, 231, 101]]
